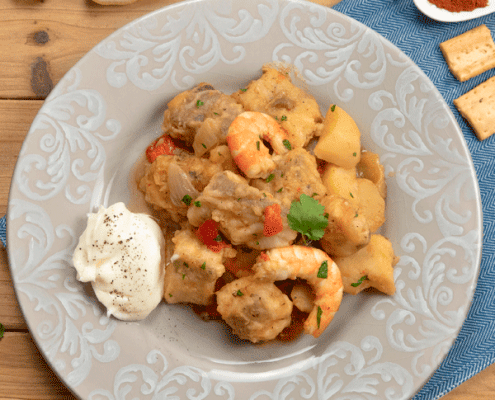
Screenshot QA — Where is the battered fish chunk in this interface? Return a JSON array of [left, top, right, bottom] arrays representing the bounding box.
[[251, 148, 327, 209], [165, 228, 236, 305], [162, 83, 243, 156], [216, 276, 293, 343], [139, 153, 222, 223], [187, 171, 297, 249], [232, 66, 323, 148]]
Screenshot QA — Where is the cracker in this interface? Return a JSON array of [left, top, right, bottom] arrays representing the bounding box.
[[454, 75, 495, 140], [440, 25, 495, 82]]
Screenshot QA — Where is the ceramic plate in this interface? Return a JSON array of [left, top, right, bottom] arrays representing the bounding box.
[[7, 0, 482, 399]]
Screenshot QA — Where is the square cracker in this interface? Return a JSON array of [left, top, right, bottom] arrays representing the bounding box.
[[454, 75, 495, 141], [440, 25, 495, 82]]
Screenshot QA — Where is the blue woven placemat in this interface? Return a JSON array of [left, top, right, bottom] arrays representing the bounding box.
[[1, 2, 494, 398], [331, 1, 495, 399]]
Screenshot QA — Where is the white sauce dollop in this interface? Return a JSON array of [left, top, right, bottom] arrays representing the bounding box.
[[73, 202, 165, 321]]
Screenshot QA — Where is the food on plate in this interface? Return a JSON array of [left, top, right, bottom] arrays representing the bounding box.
[[454, 75, 495, 140], [72, 202, 165, 321], [216, 276, 293, 343], [73, 65, 399, 342], [440, 25, 495, 82], [314, 105, 361, 169], [333, 235, 399, 296], [253, 246, 343, 338], [427, 0, 488, 13], [232, 65, 323, 149]]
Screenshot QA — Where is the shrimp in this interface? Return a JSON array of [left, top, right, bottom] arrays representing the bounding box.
[[253, 245, 343, 338], [226, 111, 290, 179]]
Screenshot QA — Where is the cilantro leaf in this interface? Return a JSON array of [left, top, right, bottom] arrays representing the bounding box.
[[287, 194, 328, 241], [351, 275, 369, 287]]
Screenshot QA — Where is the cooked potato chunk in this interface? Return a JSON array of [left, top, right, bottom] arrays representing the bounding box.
[[357, 178, 385, 232], [333, 235, 397, 295], [357, 151, 387, 199], [314, 105, 361, 169], [321, 163, 359, 206]]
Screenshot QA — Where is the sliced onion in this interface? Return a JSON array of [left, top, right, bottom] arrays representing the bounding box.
[[168, 162, 200, 207], [193, 119, 221, 156]]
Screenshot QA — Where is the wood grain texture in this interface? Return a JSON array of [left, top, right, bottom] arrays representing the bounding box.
[[0, 0, 493, 399]]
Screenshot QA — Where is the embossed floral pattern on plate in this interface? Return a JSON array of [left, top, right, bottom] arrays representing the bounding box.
[[7, 1, 481, 399]]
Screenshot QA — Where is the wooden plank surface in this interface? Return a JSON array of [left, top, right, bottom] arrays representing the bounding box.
[[0, 0, 494, 399]]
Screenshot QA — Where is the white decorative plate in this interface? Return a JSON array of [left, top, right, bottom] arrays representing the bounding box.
[[7, 0, 482, 399]]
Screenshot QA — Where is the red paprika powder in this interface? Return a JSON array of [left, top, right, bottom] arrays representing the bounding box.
[[427, 0, 488, 12]]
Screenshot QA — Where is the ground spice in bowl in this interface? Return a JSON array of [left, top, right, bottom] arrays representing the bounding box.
[[427, 0, 488, 12]]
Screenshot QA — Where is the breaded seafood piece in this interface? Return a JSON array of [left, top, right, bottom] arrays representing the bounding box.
[[232, 65, 323, 148], [187, 171, 297, 249], [139, 153, 222, 223], [251, 148, 327, 209], [162, 83, 243, 156], [320, 194, 370, 257], [216, 276, 293, 343], [165, 228, 236, 305]]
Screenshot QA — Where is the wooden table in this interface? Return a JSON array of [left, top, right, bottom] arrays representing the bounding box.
[[0, 0, 494, 399]]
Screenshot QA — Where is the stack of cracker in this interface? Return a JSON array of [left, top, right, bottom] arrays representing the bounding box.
[[440, 25, 495, 141]]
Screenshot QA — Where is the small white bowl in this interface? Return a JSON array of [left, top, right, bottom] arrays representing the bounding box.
[[413, 0, 495, 22]]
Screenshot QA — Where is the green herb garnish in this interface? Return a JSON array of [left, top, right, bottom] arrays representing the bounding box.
[[266, 174, 275, 183], [281, 115, 287, 121], [201, 262, 206, 270], [349, 192, 354, 198], [0, 323, 4, 339], [277, 188, 283, 193], [283, 139, 292, 150], [351, 275, 369, 287], [317, 306, 323, 329], [202, 143, 207, 148], [317, 261, 328, 279], [196, 100, 204, 108], [214, 235, 222, 242], [330, 104, 336, 112], [194, 201, 201, 207], [256, 141, 260, 151], [287, 194, 329, 241], [240, 88, 247, 92], [236, 289, 244, 296], [353, 152, 357, 157], [182, 194, 192, 206]]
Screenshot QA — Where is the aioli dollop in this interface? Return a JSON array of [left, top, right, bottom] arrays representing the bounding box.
[[73, 202, 165, 321]]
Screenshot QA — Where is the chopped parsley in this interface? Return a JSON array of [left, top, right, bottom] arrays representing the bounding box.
[[287, 194, 329, 241], [214, 112, 219, 115], [351, 275, 369, 287], [317, 306, 323, 329], [355, 213, 359, 218], [0, 323, 4, 338], [182, 194, 192, 206], [196, 100, 204, 108], [277, 188, 283, 193], [240, 88, 247, 92], [202, 143, 207, 148], [317, 261, 328, 279], [236, 289, 244, 296], [353, 152, 357, 157], [214, 235, 222, 242], [194, 201, 201, 207], [266, 173, 275, 183], [256, 141, 260, 151], [201, 262, 206, 270], [183, 262, 189, 268], [281, 115, 287, 121], [169, 293, 173, 297], [330, 104, 336, 112], [182, 273, 186, 280], [349, 192, 354, 198], [283, 139, 292, 150]]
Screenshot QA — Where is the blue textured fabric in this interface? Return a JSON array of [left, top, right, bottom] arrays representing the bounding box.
[[0, 215, 5, 247], [332, 1, 495, 399]]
